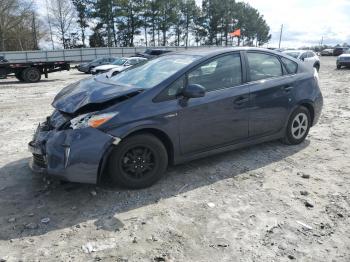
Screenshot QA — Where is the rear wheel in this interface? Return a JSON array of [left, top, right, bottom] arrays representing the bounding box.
[[108, 134, 168, 189], [0, 68, 7, 79], [337, 64, 341, 69], [22, 67, 41, 83], [86, 67, 93, 74], [282, 106, 311, 145], [314, 63, 320, 72]]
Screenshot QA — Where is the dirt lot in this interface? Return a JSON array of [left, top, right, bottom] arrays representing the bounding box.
[[0, 57, 349, 262]]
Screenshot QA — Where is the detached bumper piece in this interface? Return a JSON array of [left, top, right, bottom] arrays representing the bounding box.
[[28, 121, 115, 184]]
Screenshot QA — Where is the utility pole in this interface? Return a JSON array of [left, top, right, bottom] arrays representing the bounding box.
[[278, 24, 283, 49]]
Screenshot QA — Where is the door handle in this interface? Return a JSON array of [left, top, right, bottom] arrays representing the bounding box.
[[234, 96, 249, 105]]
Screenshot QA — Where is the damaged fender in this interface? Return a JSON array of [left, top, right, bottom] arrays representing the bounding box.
[[30, 126, 118, 184]]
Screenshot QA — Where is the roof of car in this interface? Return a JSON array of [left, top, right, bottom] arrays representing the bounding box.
[[167, 47, 284, 57], [284, 50, 308, 53]]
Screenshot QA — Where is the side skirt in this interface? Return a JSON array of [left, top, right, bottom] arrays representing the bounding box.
[[173, 131, 284, 165]]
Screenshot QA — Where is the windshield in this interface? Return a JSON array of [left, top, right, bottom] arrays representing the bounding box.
[[91, 58, 103, 63], [112, 58, 127, 65], [284, 52, 300, 59], [110, 55, 199, 89]]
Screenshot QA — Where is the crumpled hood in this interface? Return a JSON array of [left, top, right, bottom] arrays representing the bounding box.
[[52, 75, 143, 114]]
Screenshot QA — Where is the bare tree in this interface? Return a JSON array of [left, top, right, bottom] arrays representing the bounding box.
[[0, 0, 33, 51], [45, 0, 55, 49], [49, 0, 75, 49]]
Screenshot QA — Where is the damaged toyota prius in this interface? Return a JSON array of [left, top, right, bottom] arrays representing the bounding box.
[[29, 48, 323, 189]]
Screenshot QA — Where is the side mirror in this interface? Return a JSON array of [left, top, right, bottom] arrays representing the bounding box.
[[182, 84, 206, 98], [301, 57, 305, 61]]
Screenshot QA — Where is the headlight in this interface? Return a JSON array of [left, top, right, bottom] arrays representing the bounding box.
[[70, 112, 118, 129]]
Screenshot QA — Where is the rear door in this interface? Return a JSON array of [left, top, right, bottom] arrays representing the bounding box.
[[178, 52, 250, 155], [244, 51, 296, 137], [305, 51, 316, 67]]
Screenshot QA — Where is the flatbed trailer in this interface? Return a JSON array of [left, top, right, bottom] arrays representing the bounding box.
[[0, 61, 71, 83]]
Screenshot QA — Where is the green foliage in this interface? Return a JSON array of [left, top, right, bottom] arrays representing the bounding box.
[[75, 0, 271, 47], [72, 0, 90, 47]]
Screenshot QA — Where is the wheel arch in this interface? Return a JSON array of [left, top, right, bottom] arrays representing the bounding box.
[[124, 128, 174, 165], [298, 101, 315, 126], [97, 127, 175, 183]]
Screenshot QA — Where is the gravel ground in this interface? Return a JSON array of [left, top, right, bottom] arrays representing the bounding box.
[[0, 57, 349, 262]]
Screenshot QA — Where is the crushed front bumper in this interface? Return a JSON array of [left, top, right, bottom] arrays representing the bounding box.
[[28, 123, 116, 184]]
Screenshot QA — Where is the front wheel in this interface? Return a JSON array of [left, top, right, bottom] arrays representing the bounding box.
[[107, 134, 168, 189], [337, 65, 341, 69], [22, 67, 41, 83], [282, 106, 311, 145]]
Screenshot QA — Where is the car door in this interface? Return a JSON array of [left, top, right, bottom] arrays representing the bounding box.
[[245, 52, 296, 138], [178, 52, 250, 155], [304, 52, 315, 68]]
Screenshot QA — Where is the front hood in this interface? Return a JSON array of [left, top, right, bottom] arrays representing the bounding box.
[[339, 54, 350, 58], [52, 75, 143, 115], [94, 64, 119, 70]]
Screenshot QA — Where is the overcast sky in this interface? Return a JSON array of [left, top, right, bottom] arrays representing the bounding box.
[[35, 0, 350, 48], [240, 0, 350, 48]]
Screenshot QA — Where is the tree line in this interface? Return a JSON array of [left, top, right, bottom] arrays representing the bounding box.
[[0, 0, 45, 51], [0, 0, 271, 51]]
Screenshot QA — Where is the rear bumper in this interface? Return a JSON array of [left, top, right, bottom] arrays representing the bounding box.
[[337, 61, 350, 67], [28, 123, 116, 184]]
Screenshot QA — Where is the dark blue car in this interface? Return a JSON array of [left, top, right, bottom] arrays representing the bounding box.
[[29, 48, 323, 189]]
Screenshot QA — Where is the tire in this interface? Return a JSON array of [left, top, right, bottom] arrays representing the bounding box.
[[15, 72, 25, 82], [282, 106, 311, 145], [337, 65, 341, 69], [22, 67, 41, 83], [0, 68, 7, 79], [314, 63, 320, 72], [87, 67, 93, 74], [108, 134, 168, 189]]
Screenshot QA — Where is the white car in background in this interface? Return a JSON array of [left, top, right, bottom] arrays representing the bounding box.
[[283, 50, 320, 72], [91, 57, 147, 75], [336, 49, 350, 69]]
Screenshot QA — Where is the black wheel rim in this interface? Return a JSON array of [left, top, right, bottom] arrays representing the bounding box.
[[120, 146, 156, 179], [28, 70, 40, 81]]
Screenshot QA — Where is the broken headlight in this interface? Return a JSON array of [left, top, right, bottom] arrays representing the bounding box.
[[70, 112, 119, 129]]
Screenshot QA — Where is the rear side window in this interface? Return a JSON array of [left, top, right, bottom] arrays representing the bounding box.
[[281, 57, 298, 74], [300, 52, 308, 60], [188, 53, 242, 92], [247, 52, 283, 81], [307, 52, 315, 58]]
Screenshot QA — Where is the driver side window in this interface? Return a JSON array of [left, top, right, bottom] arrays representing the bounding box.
[[188, 53, 242, 92]]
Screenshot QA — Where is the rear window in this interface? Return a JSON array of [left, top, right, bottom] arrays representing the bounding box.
[[281, 57, 298, 74], [284, 52, 300, 59], [247, 52, 283, 81]]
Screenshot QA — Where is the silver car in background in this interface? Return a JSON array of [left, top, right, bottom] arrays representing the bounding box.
[[283, 50, 320, 72]]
